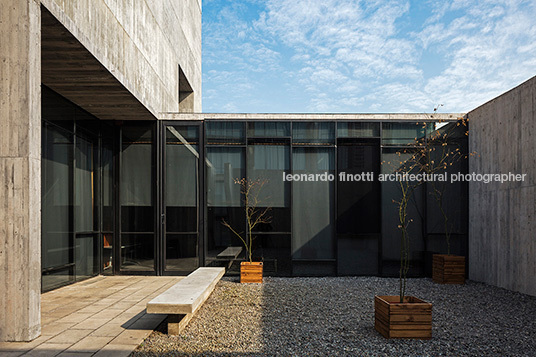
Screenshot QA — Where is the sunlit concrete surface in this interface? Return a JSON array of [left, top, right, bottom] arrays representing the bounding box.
[[0, 276, 182, 356]]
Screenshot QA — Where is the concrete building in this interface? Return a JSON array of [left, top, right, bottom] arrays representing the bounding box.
[[1, 0, 201, 341], [0, 0, 534, 344]]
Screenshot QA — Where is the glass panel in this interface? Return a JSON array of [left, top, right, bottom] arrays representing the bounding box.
[[337, 122, 380, 138], [42, 123, 73, 291], [120, 234, 155, 271], [165, 234, 198, 271], [382, 122, 431, 146], [121, 125, 153, 208], [74, 136, 96, 232], [206, 122, 245, 145], [337, 139, 380, 234], [336, 139, 381, 275], [75, 234, 98, 281], [102, 233, 113, 274], [207, 207, 245, 258], [247, 122, 290, 137], [101, 139, 114, 232], [292, 147, 335, 259], [74, 134, 99, 281], [42, 86, 75, 132], [251, 207, 291, 233], [166, 126, 198, 209], [252, 234, 291, 276], [206, 147, 244, 207], [165, 125, 199, 272], [42, 267, 74, 292], [120, 123, 154, 271], [247, 143, 290, 208], [292, 122, 335, 145]]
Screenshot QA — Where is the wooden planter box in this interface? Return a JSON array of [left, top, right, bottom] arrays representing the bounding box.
[[433, 254, 465, 284], [374, 295, 432, 339], [240, 262, 263, 283]]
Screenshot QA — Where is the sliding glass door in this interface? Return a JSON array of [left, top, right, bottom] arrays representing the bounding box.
[[291, 122, 336, 276], [336, 137, 381, 275], [163, 124, 201, 273], [120, 123, 155, 272]]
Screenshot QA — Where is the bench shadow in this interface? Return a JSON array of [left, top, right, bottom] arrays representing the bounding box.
[[121, 310, 166, 330]]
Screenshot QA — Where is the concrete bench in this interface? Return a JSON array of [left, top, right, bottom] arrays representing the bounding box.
[[146, 267, 225, 335]]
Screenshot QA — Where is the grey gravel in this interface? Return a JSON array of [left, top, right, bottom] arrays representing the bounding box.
[[132, 277, 536, 356]]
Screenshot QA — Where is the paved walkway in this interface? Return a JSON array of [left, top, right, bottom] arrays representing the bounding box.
[[0, 276, 182, 357]]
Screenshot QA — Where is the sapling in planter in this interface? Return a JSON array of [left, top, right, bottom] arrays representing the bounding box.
[[374, 125, 433, 339], [222, 178, 271, 283]]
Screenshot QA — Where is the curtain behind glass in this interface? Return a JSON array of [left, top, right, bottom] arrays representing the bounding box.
[[206, 122, 245, 145], [247, 144, 289, 208], [382, 123, 431, 145], [207, 147, 244, 207], [74, 136, 95, 232], [337, 122, 380, 138], [166, 143, 198, 207], [247, 122, 290, 137], [293, 122, 335, 144], [121, 144, 152, 206], [292, 147, 335, 259], [42, 125, 73, 270]]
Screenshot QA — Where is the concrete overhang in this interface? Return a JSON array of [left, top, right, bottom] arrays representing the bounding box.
[[41, 6, 155, 121], [160, 112, 466, 121]]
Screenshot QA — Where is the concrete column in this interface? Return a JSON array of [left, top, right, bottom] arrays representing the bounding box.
[[0, 0, 41, 341]]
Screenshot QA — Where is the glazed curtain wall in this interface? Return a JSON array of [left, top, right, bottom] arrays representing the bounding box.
[[42, 87, 110, 291], [205, 120, 468, 277], [42, 88, 468, 288]]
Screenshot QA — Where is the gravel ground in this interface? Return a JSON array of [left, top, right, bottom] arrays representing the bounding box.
[[132, 277, 536, 356]]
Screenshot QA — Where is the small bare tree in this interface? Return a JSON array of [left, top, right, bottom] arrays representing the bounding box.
[[222, 178, 272, 263], [388, 149, 423, 303]]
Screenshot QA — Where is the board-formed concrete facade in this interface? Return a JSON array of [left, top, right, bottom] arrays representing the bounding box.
[[468, 76, 536, 297], [1, 0, 202, 342], [40, 0, 202, 116]]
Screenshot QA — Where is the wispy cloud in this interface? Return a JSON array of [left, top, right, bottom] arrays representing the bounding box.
[[202, 0, 536, 113]]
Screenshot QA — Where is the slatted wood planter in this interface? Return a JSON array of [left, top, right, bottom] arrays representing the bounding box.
[[374, 295, 432, 339], [240, 262, 263, 283], [433, 254, 465, 284]]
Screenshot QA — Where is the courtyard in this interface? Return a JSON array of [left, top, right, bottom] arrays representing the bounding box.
[[134, 277, 536, 356]]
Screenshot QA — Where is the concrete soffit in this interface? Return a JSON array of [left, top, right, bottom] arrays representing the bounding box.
[[40, 0, 157, 121]]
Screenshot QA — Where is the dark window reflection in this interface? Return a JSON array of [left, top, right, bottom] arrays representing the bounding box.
[[120, 123, 155, 271]]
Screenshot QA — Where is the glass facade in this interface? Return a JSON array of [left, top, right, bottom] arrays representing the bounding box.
[[42, 87, 110, 290], [41, 88, 469, 290], [164, 125, 201, 272], [120, 123, 155, 272]]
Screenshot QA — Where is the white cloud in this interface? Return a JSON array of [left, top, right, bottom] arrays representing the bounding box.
[[202, 0, 536, 113]]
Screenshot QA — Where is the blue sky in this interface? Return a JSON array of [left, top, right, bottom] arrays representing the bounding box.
[[202, 0, 536, 113]]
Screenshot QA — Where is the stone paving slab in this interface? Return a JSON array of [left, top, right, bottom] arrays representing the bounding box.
[[0, 276, 182, 357]]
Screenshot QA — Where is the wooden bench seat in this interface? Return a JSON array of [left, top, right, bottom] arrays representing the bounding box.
[[146, 267, 225, 334]]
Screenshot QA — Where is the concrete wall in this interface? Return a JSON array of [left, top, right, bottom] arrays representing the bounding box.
[[41, 0, 202, 115], [0, 0, 202, 342], [468, 75, 536, 297], [0, 0, 42, 341]]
